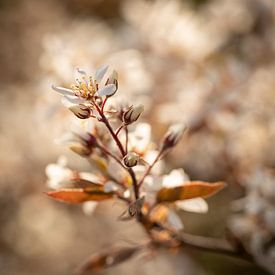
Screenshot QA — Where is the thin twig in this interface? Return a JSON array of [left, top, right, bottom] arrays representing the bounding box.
[[138, 150, 163, 188], [115, 124, 125, 136], [97, 144, 124, 170], [125, 126, 129, 153], [94, 103, 139, 200], [177, 232, 253, 262], [101, 97, 108, 112]]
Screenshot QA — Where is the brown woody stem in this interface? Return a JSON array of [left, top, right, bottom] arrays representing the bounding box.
[[177, 232, 253, 261], [94, 103, 139, 200]]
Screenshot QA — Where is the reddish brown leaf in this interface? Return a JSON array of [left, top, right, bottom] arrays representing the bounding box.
[[78, 246, 140, 273], [46, 186, 114, 204], [157, 181, 226, 203]]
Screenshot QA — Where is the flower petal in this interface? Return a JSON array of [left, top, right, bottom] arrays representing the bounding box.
[[162, 169, 190, 188], [95, 64, 109, 83], [96, 84, 116, 97], [82, 201, 98, 215], [52, 85, 74, 96], [62, 95, 86, 105], [167, 209, 184, 230], [176, 198, 208, 213]]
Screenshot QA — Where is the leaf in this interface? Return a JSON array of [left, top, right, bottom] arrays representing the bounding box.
[[46, 185, 114, 204], [157, 181, 226, 203], [77, 246, 140, 274]]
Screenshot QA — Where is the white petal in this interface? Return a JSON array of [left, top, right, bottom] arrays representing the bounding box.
[[167, 209, 184, 230], [162, 169, 190, 188], [62, 95, 86, 105], [55, 132, 79, 145], [104, 181, 118, 192], [96, 84, 116, 97], [123, 189, 131, 198], [57, 155, 68, 167], [176, 198, 208, 213], [82, 201, 98, 215], [52, 85, 74, 96], [45, 163, 73, 189], [79, 172, 101, 183], [95, 64, 109, 83]]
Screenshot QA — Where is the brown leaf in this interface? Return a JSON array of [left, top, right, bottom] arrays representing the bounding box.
[[46, 186, 114, 204], [157, 181, 226, 203], [68, 179, 103, 189], [78, 246, 140, 274]]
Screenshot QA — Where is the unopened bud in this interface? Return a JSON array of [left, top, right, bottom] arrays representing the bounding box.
[[84, 133, 98, 148], [123, 104, 144, 125], [161, 124, 186, 151], [70, 143, 91, 156], [105, 70, 118, 97], [69, 104, 91, 119], [123, 152, 140, 167]]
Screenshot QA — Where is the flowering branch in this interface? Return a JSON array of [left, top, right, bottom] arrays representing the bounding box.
[[46, 65, 251, 274]]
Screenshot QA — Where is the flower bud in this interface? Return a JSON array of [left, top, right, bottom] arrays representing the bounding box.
[[69, 104, 91, 119], [123, 104, 144, 125], [105, 70, 118, 96], [123, 152, 140, 167], [69, 143, 91, 156], [161, 124, 186, 151]]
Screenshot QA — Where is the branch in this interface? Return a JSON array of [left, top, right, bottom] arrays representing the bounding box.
[[177, 232, 253, 261], [94, 103, 139, 200]]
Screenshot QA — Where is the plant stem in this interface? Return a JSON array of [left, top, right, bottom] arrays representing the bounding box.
[[97, 144, 125, 170], [115, 124, 125, 136], [125, 126, 129, 153], [94, 103, 139, 200], [138, 150, 163, 188]]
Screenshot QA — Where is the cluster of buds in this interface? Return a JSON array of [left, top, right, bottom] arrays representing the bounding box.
[[46, 65, 227, 274]]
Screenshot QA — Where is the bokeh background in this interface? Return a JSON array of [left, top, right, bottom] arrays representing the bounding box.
[[0, 0, 275, 274]]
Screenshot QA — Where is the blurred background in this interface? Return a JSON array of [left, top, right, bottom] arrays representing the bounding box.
[[0, 0, 275, 274]]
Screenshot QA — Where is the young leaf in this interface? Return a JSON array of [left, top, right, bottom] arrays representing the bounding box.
[[157, 181, 226, 203], [46, 186, 114, 204], [77, 246, 140, 274]]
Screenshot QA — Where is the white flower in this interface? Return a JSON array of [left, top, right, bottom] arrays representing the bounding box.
[[45, 156, 74, 189], [52, 65, 117, 117]]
